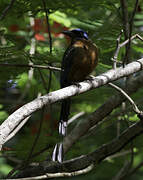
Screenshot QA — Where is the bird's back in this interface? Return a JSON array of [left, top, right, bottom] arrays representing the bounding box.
[[61, 38, 98, 87]]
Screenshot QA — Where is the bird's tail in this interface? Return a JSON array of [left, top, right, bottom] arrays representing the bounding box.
[[52, 98, 71, 162], [59, 98, 71, 136]]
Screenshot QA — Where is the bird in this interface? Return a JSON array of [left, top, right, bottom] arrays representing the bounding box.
[[52, 28, 98, 162]]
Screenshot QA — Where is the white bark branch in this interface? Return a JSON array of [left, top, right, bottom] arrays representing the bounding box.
[[0, 58, 143, 149]]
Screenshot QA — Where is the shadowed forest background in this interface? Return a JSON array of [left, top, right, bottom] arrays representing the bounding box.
[[0, 0, 143, 179]]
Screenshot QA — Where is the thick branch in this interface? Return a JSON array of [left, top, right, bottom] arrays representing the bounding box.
[[13, 119, 143, 178], [0, 58, 143, 149], [63, 69, 143, 153]]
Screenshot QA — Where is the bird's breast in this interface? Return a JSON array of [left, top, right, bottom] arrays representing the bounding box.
[[68, 40, 98, 82]]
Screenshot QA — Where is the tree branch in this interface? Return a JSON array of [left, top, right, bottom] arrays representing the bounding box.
[[12, 119, 143, 178], [0, 63, 61, 72], [0, 58, 143, 150], [63, 70, 143, 153], [0, 0, 16, 20], [108, 82, 141, 114], [10, 164, 94, 179]]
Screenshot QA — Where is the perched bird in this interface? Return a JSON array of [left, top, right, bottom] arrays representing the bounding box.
[[52, 28, 98, 162]]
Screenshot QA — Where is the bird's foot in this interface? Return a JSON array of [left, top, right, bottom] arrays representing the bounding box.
[[86, 75, 95, 81], [72, 82, 82, 88], [52, 143, 63, 163]]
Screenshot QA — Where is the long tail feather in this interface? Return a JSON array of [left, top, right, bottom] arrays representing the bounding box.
[[59, 98, 71, 136]]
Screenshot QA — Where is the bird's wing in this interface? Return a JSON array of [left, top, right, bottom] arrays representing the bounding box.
[[60, 45, 78, 88]]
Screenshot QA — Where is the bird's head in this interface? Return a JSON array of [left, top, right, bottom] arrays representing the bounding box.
[[62, 28, 88, 40]]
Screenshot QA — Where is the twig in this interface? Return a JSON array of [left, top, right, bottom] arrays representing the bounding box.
[[120, 0, 139, 66], [68, 111, 85, 125], [112, 161, 131, 180], [120, 0, 129, 39], [31, 145, 52, 159], [42, 0, 53, 93], [5, 116, 31, 143], [112, 29, 123, 69], [25, 108, 45, 164], [0, 0, 16, 20], [125, 0, 139, 63], [111, 34, 143, 65], [117, 119, 135, 180], [108, 83, 141, 115], [8, 164, 94, 180], [41, 0, 52, 54], [120, 34, 143, 47], [0, 63, 61, 71], [105, 150, 133, 161], [128, 161, 143, 177], [120, 0, 130, 65]]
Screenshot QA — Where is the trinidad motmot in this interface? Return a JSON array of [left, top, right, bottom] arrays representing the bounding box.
[[52, 28, 98, 162]]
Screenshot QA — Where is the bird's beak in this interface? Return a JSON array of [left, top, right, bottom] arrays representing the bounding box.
[[62, 30, 72, 37]]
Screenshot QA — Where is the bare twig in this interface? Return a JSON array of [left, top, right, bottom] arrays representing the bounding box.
[[125, 0, 139, 66], [41, 0, 52, 54], [0, 63, 61, 71], [68, 111, 85, 125], [105, 150, 133, 161], [120, 0, 129, 39], [108, 83, 141, 115], [120, 34, 143, 47], [42, 0, 53, 93], [112, 161, 131, 180], [5, 116, 31, 143], [128, 161, 143, 177], [0, 0, 16, 20], [26, 108, 45, 164], [111, 34, 143, 65], [120, 0, 130, 65], [112, 29, 123, 69], [120, 0, 139, 66]]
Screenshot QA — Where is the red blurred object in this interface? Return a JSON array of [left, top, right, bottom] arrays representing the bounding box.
[[33, 19, 44, 32], [35, 33, 45, 41], [9, 24, 19, 32], [8, 18, 70, 42], [2, 146, 12, 151]]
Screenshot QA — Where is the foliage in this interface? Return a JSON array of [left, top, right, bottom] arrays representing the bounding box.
[[0, 0, 143, 179]]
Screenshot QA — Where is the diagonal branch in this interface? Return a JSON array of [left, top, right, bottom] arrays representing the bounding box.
[[63, 70, 143, 153], [10, 164, 94, 179], [0, 58, 143, 150], [108, 82, 141, 114], [0, 0, 16, 20], [12, 118, 143, 178]]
